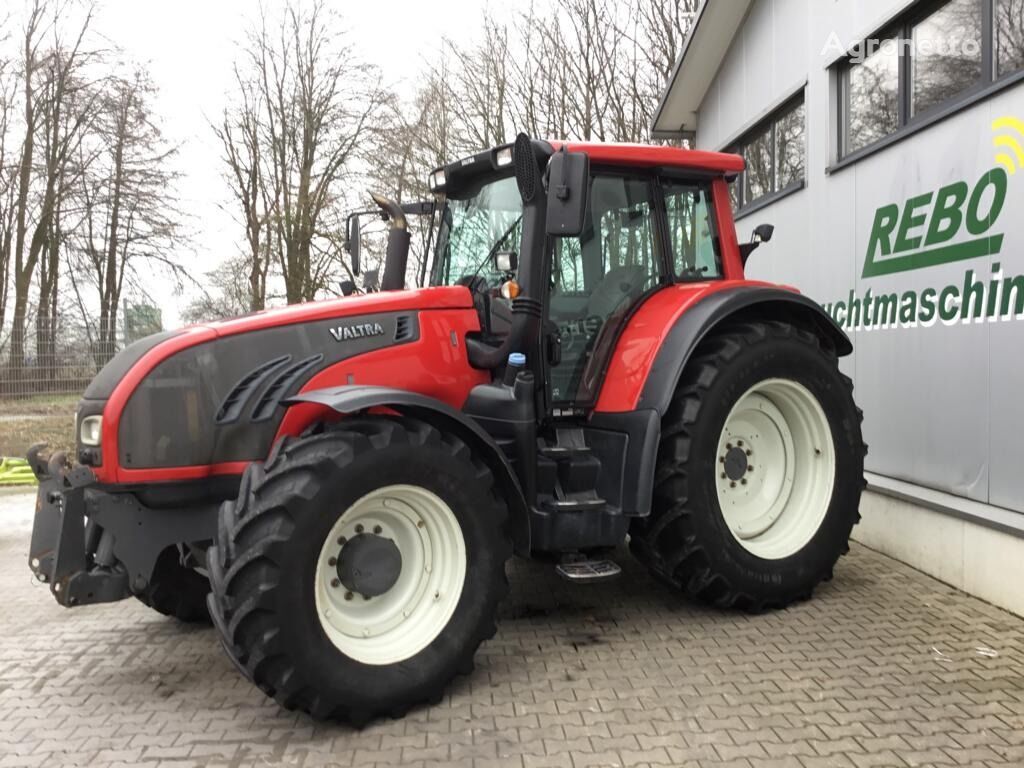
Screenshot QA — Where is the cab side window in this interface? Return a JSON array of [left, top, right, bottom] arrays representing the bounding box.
[[662, 180, 722, 280]]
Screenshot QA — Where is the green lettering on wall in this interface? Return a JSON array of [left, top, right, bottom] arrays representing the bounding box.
[[924, 182, 967, 247], [894, 192, 934, 253]]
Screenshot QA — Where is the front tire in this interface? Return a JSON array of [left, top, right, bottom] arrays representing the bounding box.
[[630, 321, 865, 611], [135, 546, 211, 623], [206, 416, 511, 723]]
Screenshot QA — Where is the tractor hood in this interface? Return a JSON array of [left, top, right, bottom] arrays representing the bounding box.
[[84, 287, 473, 402], [82, 286, 475, 477]]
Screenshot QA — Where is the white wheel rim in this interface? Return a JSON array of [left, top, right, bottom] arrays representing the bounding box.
[[313, 484, 466, 665], [715, 378, 835, 560]]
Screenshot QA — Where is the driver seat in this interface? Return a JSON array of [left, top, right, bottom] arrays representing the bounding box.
[[584, 265, 651, 319]]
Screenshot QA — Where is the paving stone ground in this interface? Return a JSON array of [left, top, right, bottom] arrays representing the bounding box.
[[2, 489, 1023, 768]]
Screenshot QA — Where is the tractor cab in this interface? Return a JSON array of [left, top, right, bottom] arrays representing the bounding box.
[[421, 137, 738, 416]]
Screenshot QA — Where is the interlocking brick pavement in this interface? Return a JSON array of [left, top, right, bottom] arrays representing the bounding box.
[[2, 489, 1023, 768]]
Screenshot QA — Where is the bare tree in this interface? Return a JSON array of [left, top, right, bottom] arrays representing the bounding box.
[[213, 66, 271, 312], [181, 254, 252, 324], [3, 0, 99, 380], [221, 0, 387, 306], [71, 69, 185, 363]]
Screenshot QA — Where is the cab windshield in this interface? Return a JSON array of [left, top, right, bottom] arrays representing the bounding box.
[[431, 175, 523, 287]]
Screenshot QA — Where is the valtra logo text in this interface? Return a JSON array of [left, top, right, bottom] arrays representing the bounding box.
[[329, 322, 385, 342]]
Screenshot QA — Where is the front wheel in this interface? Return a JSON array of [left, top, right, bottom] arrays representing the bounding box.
[[630, 321, 865, 611], [206, 417, 511, 723], [135, 546, 211, 623]]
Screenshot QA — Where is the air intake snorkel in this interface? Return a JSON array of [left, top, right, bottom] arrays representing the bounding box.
[[467, 134, 548, 370], [371, 192, 411, 291]]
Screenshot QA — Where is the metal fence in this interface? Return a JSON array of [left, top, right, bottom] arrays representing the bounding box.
[[0, 316, 130, 400]]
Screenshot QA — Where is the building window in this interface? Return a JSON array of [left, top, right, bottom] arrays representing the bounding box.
[[839, 0, 1024, 160], [846, 38, 900, 154], [997, 0, 1024, 76], [728, 95, 805, 212]]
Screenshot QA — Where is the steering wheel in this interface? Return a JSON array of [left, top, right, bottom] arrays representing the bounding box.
[[558, 315, 603, 359]]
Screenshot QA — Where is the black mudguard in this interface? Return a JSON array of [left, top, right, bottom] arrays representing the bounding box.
[[638, 287, 852, 416], [283, 386, 532, 554]]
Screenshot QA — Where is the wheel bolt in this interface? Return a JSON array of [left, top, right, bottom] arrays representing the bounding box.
[[337, 536, 347, 546], [737, 440, 744, 447], [730, 481, 736, 488], [344, 591, 353, 601], [719, 456, 726, 464], [747, 465, 754, 473], [746, 449, 752, 456], [355, 524, 364, 533], [726, 443, 733, 450], [363, 594, 371, 601], [741, 479, 747, 485], [373, 525, 382, 535], [328, 557, 337, 566], [330, 578, 340, 588], [720, 472, 726, 479]]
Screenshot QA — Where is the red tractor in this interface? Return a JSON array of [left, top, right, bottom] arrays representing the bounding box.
[[29, 135, 864, 723]]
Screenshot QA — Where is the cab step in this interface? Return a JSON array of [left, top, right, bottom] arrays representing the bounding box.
[[555, 559, 622, 582]]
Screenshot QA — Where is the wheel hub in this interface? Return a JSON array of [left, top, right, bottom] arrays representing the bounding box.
[[337, 533, 402, 597], [723, 445, 749, 481]]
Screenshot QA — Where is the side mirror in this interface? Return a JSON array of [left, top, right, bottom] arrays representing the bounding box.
[[738, 223, 775, 267], [545, 148, 590, 237], [344, 214, 361, 275], [752, 223, 774, 244], [494, 250, 517, 273]]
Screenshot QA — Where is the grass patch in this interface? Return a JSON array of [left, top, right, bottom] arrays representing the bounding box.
[[0, 395, 76, 459]]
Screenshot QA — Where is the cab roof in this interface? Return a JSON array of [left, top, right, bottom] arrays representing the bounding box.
[[433, 138, 744, 198], [549, 140, 745, 174]]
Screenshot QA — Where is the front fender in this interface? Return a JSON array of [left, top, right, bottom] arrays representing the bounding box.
[[283, 386, 531, 554]]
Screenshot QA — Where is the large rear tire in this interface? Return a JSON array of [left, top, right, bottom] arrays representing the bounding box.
[[630, 321, 865, 611], [206, 416, 511, 723]]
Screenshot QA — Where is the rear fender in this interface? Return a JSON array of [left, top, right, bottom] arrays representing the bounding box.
[[283, 386, 531, 555], [638, 287, 852, 416]]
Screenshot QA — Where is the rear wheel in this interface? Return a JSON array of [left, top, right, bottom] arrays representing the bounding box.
[[206, 416, 511, 723], [630, 321, 865, 610]]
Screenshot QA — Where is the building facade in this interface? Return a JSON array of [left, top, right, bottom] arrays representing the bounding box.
[[653, 0, 1024, 614]]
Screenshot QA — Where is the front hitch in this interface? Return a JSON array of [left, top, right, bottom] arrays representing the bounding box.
[[26, 444, 130, 606]]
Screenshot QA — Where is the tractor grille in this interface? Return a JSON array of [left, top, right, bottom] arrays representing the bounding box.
[[394, 315, 414, 342]]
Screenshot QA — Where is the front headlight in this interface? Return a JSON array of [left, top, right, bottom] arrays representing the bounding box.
[[79, 415, 102, 446]]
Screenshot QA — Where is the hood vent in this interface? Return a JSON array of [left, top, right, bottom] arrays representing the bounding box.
[[251, 353, 325, 422], [394, 314, 414, 342], [216, 355, 291, 425]]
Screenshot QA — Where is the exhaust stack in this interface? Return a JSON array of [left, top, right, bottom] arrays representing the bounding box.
[[370, 192, 411, 291]]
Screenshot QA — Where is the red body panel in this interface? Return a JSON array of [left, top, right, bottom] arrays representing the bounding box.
[[553, 140, 745, 174], [97, 287, 478, 484], [593, 279, 788, 413], [274, 309, 489, 440]]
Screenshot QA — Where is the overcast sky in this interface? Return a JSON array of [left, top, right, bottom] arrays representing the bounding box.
[[96, 0, 499, 326]]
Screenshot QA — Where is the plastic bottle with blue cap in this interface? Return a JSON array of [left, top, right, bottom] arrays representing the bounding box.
[[504, 352, 526, 386]]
